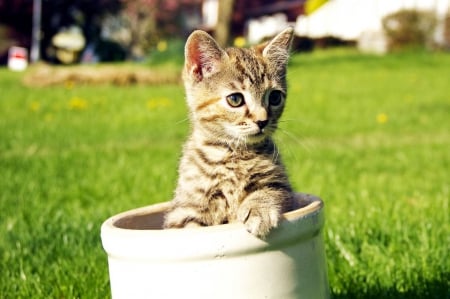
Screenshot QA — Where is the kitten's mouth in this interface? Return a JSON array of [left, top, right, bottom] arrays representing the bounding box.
[[227, 125, 270, 144], [255, 126, 272, 136], [254, 129, 264, 135]]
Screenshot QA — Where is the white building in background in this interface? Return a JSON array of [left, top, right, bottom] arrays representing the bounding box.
[[202, 0, 219, 29], [247, 13, 294, 44], [295, 0, 450, 53]]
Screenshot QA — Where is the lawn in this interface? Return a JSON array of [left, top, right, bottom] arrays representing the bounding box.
[[0, 49, 449, 298]]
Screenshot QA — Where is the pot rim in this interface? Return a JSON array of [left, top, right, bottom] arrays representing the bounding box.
[[104, 192, 322, 232], [100, 193, 324, 261]]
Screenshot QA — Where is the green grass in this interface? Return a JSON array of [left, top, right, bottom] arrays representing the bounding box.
[[0, 49, 449, 298]]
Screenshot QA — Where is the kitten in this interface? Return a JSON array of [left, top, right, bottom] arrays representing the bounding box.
[[164, 28, 294, 238]]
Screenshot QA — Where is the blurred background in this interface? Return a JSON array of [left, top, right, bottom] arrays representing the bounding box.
[[1, 0, 449, 66]]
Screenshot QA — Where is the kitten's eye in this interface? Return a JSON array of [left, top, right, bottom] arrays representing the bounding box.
[[226, 93, 245, 107], [268, 90, 284, 106]]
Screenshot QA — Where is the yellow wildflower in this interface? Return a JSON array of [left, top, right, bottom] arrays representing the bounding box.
[[234, 36, 246, 48], [69, 97, 88, 110], [157, 40, 168, 52], [29, 101, 40, 112], [376, 113, 388, 124], [146, 98, 172, 110]]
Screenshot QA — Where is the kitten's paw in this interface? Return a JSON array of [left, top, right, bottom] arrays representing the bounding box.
[[164, 218, 202, 229], [238, 206, 280, 238], [164, 208, 204, 229]]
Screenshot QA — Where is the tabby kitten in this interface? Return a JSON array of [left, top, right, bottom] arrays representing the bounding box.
[[164, 28, 294, 238]]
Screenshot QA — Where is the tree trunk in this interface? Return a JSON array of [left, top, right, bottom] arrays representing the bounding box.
[[214, 0, 234, 47]]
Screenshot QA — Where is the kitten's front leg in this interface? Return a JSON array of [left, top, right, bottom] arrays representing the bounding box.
[[164, 203, 205, 229], [164, 193, 228, 229], [237, 189, 292, 238]]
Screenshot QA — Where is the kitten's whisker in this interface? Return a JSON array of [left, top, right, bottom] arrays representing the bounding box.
[[278, 119, 312, 125], [241, 136, 248, 151], [175, 117, 190, 125], [277, 128, 315, 153], [272, 142, 280, 163], [277, 119, 317, 152]]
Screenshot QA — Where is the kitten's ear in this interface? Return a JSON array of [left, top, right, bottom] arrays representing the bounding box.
[[262, 27, 294, 66], [184, 30, 227, 82]]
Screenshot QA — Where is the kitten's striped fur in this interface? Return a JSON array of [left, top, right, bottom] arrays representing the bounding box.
[[164, 28, 294, 238]]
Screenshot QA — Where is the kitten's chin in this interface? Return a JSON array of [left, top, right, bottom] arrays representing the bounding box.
[[245, 133, 269, 145]]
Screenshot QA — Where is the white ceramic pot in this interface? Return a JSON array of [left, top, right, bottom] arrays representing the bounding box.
[[101, 193, 329, 299]]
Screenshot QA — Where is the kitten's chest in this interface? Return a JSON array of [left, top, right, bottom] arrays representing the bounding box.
[[202, 148, 275, 198], [212, 155, 262, 205], [179, 139, 280, 203]]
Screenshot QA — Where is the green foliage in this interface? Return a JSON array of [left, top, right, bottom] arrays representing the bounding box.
[[382, 9, 437, 51], [146, 38, 185, 66], [0, 49, 449, 298], [443, 12, 450, 49]]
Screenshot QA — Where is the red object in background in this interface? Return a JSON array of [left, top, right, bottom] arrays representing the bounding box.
[[8, 46, 28, 71], [11, 48, 27, 59]]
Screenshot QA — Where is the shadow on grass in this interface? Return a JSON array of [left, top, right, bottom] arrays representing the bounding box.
[[331, 279, 449, 299]]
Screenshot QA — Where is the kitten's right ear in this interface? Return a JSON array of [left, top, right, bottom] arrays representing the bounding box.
[[184, 30, 227, 82], [262, 27, 294, 68]]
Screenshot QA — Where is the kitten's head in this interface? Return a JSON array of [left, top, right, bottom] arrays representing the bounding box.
[[183, 28, 293, 147]]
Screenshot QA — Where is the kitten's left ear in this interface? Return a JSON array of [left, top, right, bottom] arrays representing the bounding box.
[[184, 30, 227, 82], [262, 27, 294, 66]]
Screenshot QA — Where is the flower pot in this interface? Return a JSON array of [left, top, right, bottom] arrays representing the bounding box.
[[101, 193, 329, 299]]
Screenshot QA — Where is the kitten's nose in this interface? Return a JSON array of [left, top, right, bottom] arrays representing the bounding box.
[[256, 120, 269, 129]]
